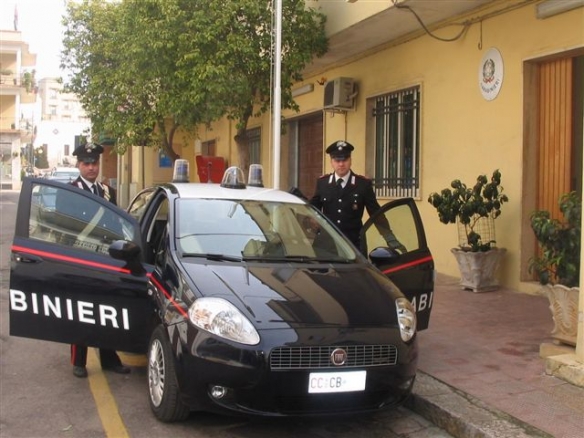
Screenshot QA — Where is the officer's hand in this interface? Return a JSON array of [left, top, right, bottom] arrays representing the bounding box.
[[383, 231, 407, 254], [288, 186, 307, 201]]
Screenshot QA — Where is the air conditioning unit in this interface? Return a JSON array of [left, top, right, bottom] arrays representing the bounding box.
[[323, 77, 355, 110]]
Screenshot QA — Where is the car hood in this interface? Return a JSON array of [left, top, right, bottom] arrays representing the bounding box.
[[181, 261, 403, 329]]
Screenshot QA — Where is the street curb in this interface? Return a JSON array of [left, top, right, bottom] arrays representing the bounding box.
[[404, 372, 553, 438]]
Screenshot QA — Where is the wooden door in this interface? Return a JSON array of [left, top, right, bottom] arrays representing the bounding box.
[[537, 58, 573, 219], [297, 114, 323, 199]]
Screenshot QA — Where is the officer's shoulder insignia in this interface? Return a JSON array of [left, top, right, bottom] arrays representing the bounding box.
[[318, 174, 329, 179], [355, 173, 371, 181]]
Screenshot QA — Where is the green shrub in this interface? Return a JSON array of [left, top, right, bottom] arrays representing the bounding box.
[[529, 191, 581, 287], [428, 170, 509, 252]]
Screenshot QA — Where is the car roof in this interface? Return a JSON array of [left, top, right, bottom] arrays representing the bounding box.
[[168, 183, 306, 204], [52, 167, 79, 173]]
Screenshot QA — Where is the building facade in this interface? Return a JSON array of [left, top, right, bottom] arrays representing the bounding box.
[[118, 0, 583, 294], [0, 29, 36, 189], [36, 77, 91, 170]]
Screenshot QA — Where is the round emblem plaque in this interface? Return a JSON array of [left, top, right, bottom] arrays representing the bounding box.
[[479, 47, 504, 101]]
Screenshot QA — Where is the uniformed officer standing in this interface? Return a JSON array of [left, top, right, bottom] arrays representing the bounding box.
[[310, 140, 383, 249], [69, 143, 130, 378]]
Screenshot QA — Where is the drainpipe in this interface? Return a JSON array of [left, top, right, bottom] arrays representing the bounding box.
[[578, 180, 584, 362]]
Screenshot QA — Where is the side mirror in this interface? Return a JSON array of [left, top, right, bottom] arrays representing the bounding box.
[[109, 240, 141, 260], [369, 246, 400, 266], [109, 240, 145, 275]]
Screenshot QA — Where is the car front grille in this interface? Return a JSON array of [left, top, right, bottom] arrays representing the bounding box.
[[270, 345, 398, 370]]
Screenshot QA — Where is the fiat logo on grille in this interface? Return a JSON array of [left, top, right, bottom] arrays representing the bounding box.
[[331, 348, 348, 366]]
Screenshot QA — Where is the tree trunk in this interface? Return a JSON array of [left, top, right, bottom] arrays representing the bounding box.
[[235, 127, 250, 175], [158, 119, 180, 162]]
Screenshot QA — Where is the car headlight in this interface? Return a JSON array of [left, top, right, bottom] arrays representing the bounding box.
[[188, 297, 260, 345], [396, 297, 417, 342]]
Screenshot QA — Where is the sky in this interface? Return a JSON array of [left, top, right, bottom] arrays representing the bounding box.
[[0, 0, 68, 79]]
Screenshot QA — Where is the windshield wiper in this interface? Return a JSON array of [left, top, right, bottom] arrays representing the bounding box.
[[242, 255, 353, 263], [181, 253, 242, 262]]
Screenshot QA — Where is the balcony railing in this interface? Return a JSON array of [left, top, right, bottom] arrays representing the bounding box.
[[0, 74, 20, 86]]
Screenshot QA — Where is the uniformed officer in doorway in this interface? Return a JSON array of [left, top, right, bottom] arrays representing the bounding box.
[[69, 142, 130, 378], [310, 140, 405, 252]]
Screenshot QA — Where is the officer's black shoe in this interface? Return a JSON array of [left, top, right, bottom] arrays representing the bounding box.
[[73, 366, 88, 378], [103, 364, 131, 374]]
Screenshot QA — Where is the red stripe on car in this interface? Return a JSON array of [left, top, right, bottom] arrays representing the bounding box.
[[11, 245, 132, 274], [148, 273, 189, 318], [381, 255, 433, 275]]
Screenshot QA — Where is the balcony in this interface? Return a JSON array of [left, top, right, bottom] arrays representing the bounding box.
[[0, 72, 37, 104]]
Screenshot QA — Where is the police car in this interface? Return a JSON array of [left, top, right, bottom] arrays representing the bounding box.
[[9, 165, 434, 421]]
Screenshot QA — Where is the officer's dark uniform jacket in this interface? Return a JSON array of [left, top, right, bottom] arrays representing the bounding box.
[[310, 171, 381, 248], [72, 177, 116, 205]]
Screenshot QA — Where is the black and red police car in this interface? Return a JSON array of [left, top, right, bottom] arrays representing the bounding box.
[[9, 165, 433, 422]]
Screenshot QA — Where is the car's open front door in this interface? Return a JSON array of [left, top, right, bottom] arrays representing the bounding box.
[[360, 198, 434, 330], [9, 178, 153, 353]]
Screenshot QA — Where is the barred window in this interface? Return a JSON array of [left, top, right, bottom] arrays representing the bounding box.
[[248, 127, 261, 165], [372, 86, 420, 198]]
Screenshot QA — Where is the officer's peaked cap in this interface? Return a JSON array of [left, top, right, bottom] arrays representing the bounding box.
[[326, 140, 354, 159], [73, 143, 104, 164]]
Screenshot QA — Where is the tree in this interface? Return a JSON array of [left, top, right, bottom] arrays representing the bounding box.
[[183, 0, 328, 171], [34, 146, 48, 169], [62, 0, 212, 160], [61, 0, 327, 167]]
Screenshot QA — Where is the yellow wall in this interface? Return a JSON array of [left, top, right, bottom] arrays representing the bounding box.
[[306, 0, 390, 35], [0, 95, 16, 130], [293, 3, 583, 292], [136, 2, 583, 292]]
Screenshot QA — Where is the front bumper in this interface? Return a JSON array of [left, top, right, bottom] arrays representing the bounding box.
[[172, 325, 418, 416]]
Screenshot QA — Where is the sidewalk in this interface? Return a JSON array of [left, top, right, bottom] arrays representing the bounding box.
[[406, 274, 584, 438]]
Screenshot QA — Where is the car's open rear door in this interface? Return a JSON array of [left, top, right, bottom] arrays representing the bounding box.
[[361, 197, 434, 330], [9, 178, 153, 353]]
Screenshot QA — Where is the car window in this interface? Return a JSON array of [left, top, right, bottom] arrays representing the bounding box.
[[128, 189, 157, 222], [364, 202, 420, 254], [176, 199, 356, 260], [28, 183, 139, 255], [145, 198, 169, 265]]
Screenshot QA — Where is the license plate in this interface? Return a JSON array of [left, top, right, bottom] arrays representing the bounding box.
[[308, 370, 366, 394]]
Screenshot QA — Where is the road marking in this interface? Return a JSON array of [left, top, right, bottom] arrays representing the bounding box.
[[87, 349, 130, 438], [119, 351, 148, 367]]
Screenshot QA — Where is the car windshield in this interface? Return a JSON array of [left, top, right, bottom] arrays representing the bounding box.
[[176, 199, 357, 262]]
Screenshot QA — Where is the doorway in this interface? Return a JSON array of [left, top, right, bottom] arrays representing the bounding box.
[[521, 52, 584, 281], [287, 113, 324, 199]]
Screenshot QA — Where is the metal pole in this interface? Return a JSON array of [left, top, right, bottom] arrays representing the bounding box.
[[272, 0, 282, 189]]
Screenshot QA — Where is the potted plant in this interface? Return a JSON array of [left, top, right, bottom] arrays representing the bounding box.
[[428, 169, 509, 292], [22, 70, 36, 93], [529, 191, 580, 346]]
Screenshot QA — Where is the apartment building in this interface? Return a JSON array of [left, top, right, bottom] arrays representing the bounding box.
[[0, 29, 36, 189], [36, 77, 90, 169]]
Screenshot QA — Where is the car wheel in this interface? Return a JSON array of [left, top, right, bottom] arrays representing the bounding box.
[[147, 325, 190, 422]]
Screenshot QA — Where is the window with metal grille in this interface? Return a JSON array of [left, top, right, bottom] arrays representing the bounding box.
[[248, 127, 261, 165], [372, 86, 420, 198]]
